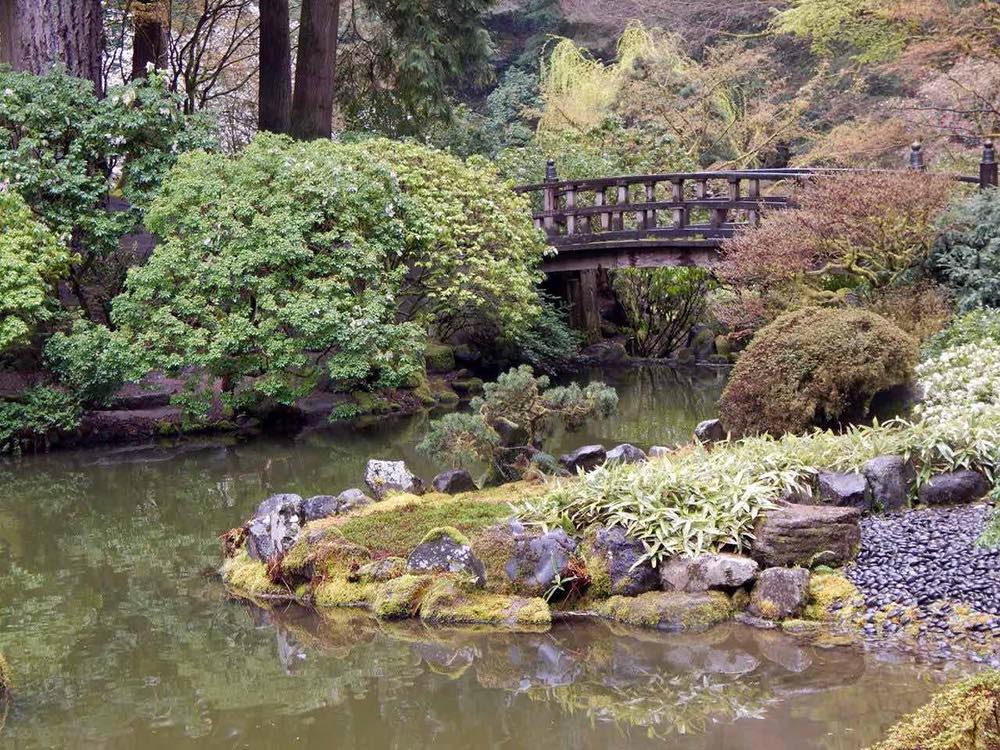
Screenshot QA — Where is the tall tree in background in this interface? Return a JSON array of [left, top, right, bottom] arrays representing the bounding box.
[[258, 0, 292, 133], [0, 0, 104, 95], [131, 0, 168, 80], [290, 0, 341, 139]]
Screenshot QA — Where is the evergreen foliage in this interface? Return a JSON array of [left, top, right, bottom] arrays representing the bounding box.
[[931, 189, 1000, 312]]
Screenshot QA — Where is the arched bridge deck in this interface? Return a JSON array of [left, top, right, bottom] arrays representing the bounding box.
[[515, 142, 997, 274]]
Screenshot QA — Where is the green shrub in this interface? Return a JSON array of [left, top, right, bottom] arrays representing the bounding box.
[[924, 308, 1000, 358], [612, 268, 714, 358], [489, 297, 581, 374], [113, 134, 546, 414], [44, 320, 148, 406], [931, 188, 1000, 311], [0, 386, 82, 454], [0, 68, 211, 319], [417, 412, 500, 469], [867, 671, 1000, 750], [0, 190, 70, 356], [719, 307, 919, 437]]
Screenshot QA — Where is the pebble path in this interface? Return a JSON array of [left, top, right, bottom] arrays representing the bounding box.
[[845, 503, 1000, 665]]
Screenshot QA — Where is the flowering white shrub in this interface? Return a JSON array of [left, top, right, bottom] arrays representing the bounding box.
[[915, 343, 1000, 425]]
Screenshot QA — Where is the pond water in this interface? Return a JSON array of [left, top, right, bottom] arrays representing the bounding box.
[[0, 366, 969, 748]]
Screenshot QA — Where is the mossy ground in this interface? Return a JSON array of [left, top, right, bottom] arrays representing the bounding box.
[[420, 576, 551, 629], [220, 550, 288, 598], [802, 572, 864, 623], [868, 670, 1000, 750], [371, 575, 433, 619]]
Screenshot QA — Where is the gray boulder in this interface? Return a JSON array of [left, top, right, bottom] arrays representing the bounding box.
[[816, 471, 870, 511], [751, 503, 861, 568], [694, 419, 726, 444], [364, 459, 425, 500], [588, 525, 660, 596], [649, 446, 673, 458], [407, 528, 486, 585], [749, 567, 811, 620], [301, 489, 373, 521], [507, 523, 578, 594], [660, 553, 759, 593], [492, 417, 529, 447], [863, 455, 915, 512], [605, 443, 647, 465], [559, 445, 606, 473], [246, 493, 304, 561], [917, 470, 990, 506], [433, 469, 476, 495]]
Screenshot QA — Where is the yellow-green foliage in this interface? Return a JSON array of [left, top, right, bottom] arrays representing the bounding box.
[[802, 572, 863, 622], [868, 671, 1000, 750], [220, 550, 286, 597], [371, 575, 433, 620], [419, 576, 551, 628], [596, 591, 735, 632], [0, 650, 10, 698], [581, 526, 612, 600], [539, 23, 655, 132], [771, 0, 909, 64]]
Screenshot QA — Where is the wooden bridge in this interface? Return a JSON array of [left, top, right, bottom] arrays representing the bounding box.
[[516, 141, 998, 274]]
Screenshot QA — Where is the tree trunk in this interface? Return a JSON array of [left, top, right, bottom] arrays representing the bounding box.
[[290, 0, 341, 140], [130, 1, 167, 80], [258, 0, 292, 133], [1, 0, 104, 96]]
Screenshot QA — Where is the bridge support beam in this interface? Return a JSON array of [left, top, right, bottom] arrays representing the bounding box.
[[564, 270, 602, 344]]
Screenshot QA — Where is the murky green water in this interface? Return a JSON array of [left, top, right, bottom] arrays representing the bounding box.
[[0, 366, 969, 748]]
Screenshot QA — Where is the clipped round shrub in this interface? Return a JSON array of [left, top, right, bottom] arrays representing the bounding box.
[[719, 308, 918, 437]]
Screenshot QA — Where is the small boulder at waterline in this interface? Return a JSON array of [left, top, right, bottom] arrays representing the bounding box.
[[694, 419, 726, 444], [816, 471, 870, 511], [364, 459, 425, 500], [660, 553, 759, 593], [407, 527, 486, 586], [597, 590, 735, 632], [559, 445, 606, 474], [586, 525, 659, 597], [605, 443, 647, 465], [246, 493, 303, 561], [917, 470, 990, 506], [863, 455, 914, 512], [749, 567, 810, 620], [472, 522, 577, 597], [433, 469, 476, 495]]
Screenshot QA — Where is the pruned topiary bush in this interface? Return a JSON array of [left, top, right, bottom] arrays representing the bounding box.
[[719, 307, 918, 437]]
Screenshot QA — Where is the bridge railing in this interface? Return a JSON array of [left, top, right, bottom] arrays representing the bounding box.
[[515, 141, 997, 250]]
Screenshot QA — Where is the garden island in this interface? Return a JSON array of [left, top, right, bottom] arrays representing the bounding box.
[[1, 1, 1000, 748]]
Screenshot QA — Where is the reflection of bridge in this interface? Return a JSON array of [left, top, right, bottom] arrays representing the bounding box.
[[516, 142, 997, 335]]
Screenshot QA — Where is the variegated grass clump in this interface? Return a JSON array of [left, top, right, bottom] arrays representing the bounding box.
[[516, 338, 1000, 565]]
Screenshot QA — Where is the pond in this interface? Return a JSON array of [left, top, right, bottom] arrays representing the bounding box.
[[0, 366, 968, 747]]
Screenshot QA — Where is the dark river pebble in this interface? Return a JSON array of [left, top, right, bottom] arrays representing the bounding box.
[[845, 503, 1000, 665]]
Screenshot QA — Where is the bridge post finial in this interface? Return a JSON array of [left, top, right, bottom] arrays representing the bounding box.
[[545, 159, 558, 183], [981, 140, 998, 190], [909, 141, 925, 171]]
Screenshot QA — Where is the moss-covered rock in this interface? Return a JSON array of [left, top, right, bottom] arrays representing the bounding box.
[[801, 572, 863, 622], [313, 579, 376, 608], [371, 575, 433, 619], [424, 343, 456, 373], [220, 550, 287, 598], [281, 524, 371, 579], [452, 377, 484, 395], [355, 556, 408, 583], [420, 576, 551, 629], [351, 390, 395, 415], [596, 591, 735, 632], [868, 671, 1000, 750]]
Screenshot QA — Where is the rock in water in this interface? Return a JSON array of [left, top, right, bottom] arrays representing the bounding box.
[[301, 489, 373, 521], [587, 525, 660, 596], [863, 455, 915, 512], [605, 443, 648, 465], [408, 527, 486, 586], [694, 419, 726, 444], [559, 445, 606, 474], [364, 459, 425, 500], [917, 470, 990, 506], [660, 553, 759, 592], [750, 567, 811, 619], [817, 471, 871, 511], [752, 503, 861, 568], [246, 493, 304, 561], [432, 469, 476, 495]]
